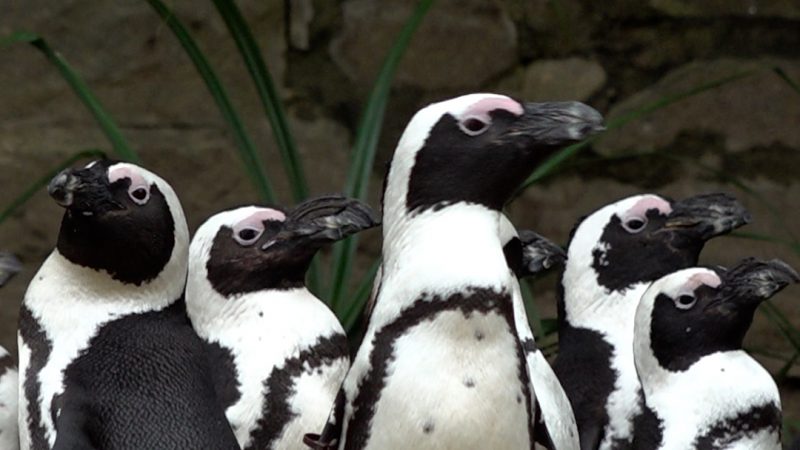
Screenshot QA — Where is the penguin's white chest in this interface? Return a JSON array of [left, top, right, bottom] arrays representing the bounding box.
[[364, 308, 531, 450]]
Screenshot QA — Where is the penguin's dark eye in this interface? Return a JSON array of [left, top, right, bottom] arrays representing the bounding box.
[[234, 227, 263, 246], [622, 216, 647, 234], [128, 185, 150, 205], [675, 294, 697, 310], [459, 117, 490, 136]]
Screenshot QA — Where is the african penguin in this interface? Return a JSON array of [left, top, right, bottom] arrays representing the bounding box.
[[306, 93, 603, 450], [632, 258, 799, 449], [552, 193, 751, 450], [18, 160, 239, 450], [0, 345, 19, 450], [186, 195, 378, 450]]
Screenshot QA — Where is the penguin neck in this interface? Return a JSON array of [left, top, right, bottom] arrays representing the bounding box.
[[561, 258, 647, 339], [28, 249, 185, 313], [382, 202, 510, 298]]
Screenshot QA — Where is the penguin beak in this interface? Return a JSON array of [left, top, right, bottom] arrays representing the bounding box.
[[714, 258, 799, 311], [47, 165, 122, 214], [517, 229, 566, 277], [262, 195, 379, 250], [664, 193, 751, 240], [503, 101, 605, 149]]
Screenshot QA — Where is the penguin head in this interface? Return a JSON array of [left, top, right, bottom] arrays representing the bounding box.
[[191, 195, 378, 296], [636, 259, 798, 373], [499, 215, 565, 278], [566, 193, 751, 294], [383, 93, 604, 218], [47, 160, 189, 286]]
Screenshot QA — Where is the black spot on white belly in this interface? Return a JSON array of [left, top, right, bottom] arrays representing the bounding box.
[[552, 313, 617, 450], [343, 287, 534, 450], [423, 421, 434, 434], [55, 298, 240, 449], [463, 377, 476, 388], [203, 340, 241, 411], [246, 333, 348, 450], [693, 402, 781, 449], [18, 304, 52, 450]]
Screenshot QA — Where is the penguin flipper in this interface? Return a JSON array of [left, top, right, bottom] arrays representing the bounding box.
[[528, 349, 580, 450], [52, 404, 98, 450], [303, 389, 345, 449]]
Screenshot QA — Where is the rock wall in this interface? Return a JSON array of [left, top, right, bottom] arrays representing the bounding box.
[[2, 0, 800, 426]]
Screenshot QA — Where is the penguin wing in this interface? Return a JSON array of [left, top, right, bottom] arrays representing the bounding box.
[[511, 281, 579, 450]]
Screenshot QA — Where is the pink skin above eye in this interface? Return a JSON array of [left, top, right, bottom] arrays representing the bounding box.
[[624, 196, 673, 221], [459, 96, 524, 124], [233, 209, 286, 234], [108, 166, 148, 189], [685, 271, 722, 292]]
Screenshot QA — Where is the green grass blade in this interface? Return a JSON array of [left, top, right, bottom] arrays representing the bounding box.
[[519, 279, 544, 338], [211, 0, 308, 202], [2, 32, 138, 163], [773, 66, 800, 96], [328, 0, 435, 309], [516, 69, 759, 192], [146, 0, 275, 203], [0, 149, 107, 224]]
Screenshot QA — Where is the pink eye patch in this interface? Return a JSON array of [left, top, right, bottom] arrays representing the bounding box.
[[239, 209, 286, 229], [460, 96, 524, 122], [108, 165, 147, 188], [686, 271, 722, 291], [627, 196, 672, 219]]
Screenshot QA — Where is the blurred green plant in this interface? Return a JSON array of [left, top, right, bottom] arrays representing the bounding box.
[[3, 7, 800, 433]]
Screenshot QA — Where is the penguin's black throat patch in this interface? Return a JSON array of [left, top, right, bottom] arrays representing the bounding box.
[[56, 175, 175, 286], [649, 289, 753, 372], [405, 111, 555, 214], [591, 209, 702, 293], [206, 223, 315, 296]]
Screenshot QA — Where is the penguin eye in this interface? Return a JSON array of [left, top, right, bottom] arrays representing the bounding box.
[[674, 294, 697, 310], [128, 185, 150, 205], [459, 117, 490, 136], [234, 227, 263, 246], [622, 216, 647, 234]]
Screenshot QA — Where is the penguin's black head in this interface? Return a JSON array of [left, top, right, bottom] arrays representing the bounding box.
[[386, 93, 604, 215], [499, 215, 565, 279], [48, 160, 188, 285], [569, 193, 750, 293], [641, 259, 798, 372], [197, 195, 378, 296]]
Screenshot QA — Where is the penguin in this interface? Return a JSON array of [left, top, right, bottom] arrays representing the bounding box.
[[306, 93, 604, 450], [552, 193, 751, 450], [632, 258, 799, 449], [0, 345, 19, 450], [18, 160, 239, 450], [186, 195, 378, 450]]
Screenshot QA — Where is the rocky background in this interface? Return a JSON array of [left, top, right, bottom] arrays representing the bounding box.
[[2, 0, 800, 433]]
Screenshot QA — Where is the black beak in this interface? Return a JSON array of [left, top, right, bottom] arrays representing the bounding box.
[[665, 193, 751, 240], [263, 195, 379, 250], [719, 258, 799, 309], [508, 101, 605, 148], [48, 169, 82, 207], [517, 229, 566, 278]]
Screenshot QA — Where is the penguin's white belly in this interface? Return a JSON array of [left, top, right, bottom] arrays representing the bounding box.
[[366, 309, 530, 450]]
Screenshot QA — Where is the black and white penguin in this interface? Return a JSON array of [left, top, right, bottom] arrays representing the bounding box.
[[552, 193, 751, 450], [0, 345, 19, 450], [632, 258, 799, 449], [307, 93, 603, 450], [186, 195, 378, 450], [18, 160, 239, 450]]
